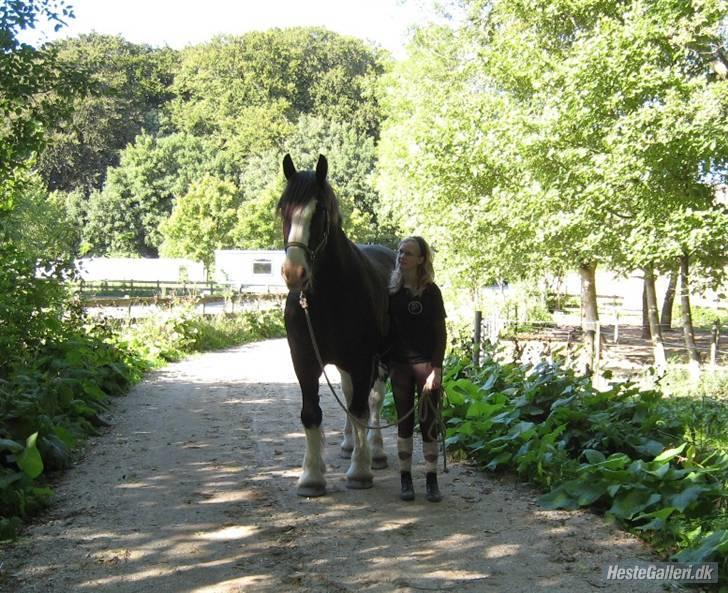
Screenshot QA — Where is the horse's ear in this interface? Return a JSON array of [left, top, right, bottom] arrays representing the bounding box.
[[315, 154, 328, 185], [283, 154, 296, 180]]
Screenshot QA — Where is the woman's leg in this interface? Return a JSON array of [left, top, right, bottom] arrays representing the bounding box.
[[391, 362, 415, 500], [412, 362, 443, 502]]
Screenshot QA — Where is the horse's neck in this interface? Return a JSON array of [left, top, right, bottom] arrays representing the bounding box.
[[315, 226, 356, 284]]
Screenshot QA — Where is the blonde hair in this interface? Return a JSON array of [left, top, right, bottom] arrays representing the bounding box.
[[389, 236, 435, 296]]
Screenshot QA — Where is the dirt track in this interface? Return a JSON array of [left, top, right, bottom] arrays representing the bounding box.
[[2, 339, 688, 592]]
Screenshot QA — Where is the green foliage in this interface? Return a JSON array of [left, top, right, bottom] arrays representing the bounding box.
[[169, 28, 385, 141], [0, 317, 143, 530], [112, 305, 285, 367], [442, 348, 728, 581], [0, 242, 72, 376], [188, 308, 285, 352], [37, 33, 178, 195], [0, 0, 84, 209], [159, 175, 242, 270], [377, 0, 728, 292], [231, 114, 398, 249], [83, 132, 222, 256], [2, 173, 79, 260]]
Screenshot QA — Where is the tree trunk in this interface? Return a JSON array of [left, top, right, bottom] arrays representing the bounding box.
[[660, 268, 678, 331], [578, 262, 599, 373], [641, 282, 651, 339], [678, 254, 702, 379], [643, 266, 666, 374]]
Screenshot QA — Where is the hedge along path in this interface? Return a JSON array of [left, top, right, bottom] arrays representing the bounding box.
[[2, 339, 683, 593]]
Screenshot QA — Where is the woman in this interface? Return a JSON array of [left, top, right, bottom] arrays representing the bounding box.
[[388, 236, 447, 502]]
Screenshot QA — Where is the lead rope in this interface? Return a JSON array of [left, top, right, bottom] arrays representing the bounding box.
[[299, 291, 447, 472]]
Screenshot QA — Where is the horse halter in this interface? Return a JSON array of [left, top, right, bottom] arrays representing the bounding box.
[[285, 205, 329, 264]]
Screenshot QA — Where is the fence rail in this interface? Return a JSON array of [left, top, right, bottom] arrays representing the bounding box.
[[76, 279, 286, 298], [472, 310, 723, 369], [82, 292, 285, 319]]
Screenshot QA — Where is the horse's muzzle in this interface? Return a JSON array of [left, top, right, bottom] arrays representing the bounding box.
[[282, 260, 308, 290]]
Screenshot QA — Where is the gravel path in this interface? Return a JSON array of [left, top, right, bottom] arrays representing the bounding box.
[[2, 339, 680, 593]]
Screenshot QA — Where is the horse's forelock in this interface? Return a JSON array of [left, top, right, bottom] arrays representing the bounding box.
[[278, 171, 340, 229]]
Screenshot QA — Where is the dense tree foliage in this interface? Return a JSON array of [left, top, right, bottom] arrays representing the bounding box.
[[37, 33, 177, 195], [169, 27, 385, 142], [377, 0, 728, 361], [82, 132, 222, 256], [62, 27, 391, 257], [0, 0, 83, 210], [159, 175, 242, 270]]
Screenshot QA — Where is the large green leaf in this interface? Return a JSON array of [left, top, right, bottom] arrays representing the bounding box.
[[654, 444, 686, 462], [608, 489, 662, 520], [0, 470, 25, 490], [565, 479, 607, 506], [0, 439, 24, 453], [672, 530, 728, 563], [667, 485, 708, 512], [583, 449, 606, 464], [539, 487, 578, 510], [633, 507, 676, 532], [16, 432, 44, 479]]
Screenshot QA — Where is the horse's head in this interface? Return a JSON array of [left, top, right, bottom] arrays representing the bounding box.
[[278, 153, 340, 291]]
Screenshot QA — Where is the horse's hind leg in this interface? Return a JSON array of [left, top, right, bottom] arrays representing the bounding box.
[[368, 366, 388, 469], [339, 369, 373, 489], [339, 371, 355, 459]]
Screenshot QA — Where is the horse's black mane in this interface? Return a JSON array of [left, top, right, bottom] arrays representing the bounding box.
[[277, 170, 341, 229]]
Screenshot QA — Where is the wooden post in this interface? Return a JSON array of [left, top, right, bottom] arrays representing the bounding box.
[[473, 310, 482, 368], [710, 320, 720, 367], [614, 310, 620, 344], [594, 321, 601, 372]]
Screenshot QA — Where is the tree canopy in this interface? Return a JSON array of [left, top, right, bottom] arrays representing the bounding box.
[[377, 0, 728, 294]]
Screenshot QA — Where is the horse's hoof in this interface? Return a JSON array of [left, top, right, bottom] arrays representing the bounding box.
[[340, 447, 353, 459], [297, 483, 326, 497], [346, 477, 373, 490], [371, 456, 388, 470]]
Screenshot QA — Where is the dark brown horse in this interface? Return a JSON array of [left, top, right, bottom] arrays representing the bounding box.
[[278, 153, 395, 496]]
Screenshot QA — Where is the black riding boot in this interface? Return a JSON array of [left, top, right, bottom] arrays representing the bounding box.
[[400, 471, 415, 501], [425, 472, 442, 502]]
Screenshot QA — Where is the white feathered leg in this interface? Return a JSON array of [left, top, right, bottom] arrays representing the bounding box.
[[368, 377, 387, 469], [346, 416, 373, 489], [338, 369, 373, 489], [297, 427, 326, 497], [339, 370, 355, 459]]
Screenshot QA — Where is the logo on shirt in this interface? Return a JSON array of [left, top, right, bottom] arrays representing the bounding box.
[[407, 300, 423, 315]]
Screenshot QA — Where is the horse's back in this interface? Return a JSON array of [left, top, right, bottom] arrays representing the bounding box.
[[356, 243, 396, 286]]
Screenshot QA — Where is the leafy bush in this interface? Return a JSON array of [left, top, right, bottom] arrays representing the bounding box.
[[441, 348, 728, 585], [110, 305, 285, 367], [0, 315, 143, 539], [188, 307, 285, 351]]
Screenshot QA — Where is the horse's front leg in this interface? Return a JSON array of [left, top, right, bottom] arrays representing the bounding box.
[[296, 372, 327, 497], [368, 369, 388, 469], [339, 369, 373, 489]]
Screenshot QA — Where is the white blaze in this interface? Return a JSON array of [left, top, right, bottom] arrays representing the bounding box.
[[286, 200, 317, 269]]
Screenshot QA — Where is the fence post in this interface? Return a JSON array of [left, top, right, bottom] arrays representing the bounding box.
[[710, 319, 720, 367], [473, 310, 482, 368], [614, 310, 620, 343], [594, 321, 601, 373]]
